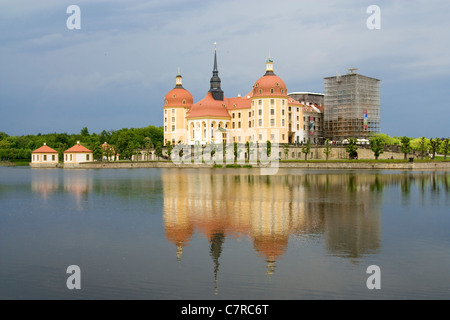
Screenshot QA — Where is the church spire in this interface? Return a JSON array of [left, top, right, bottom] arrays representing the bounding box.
[[209, 43, 224, 101], [175, 68, 183, 88]]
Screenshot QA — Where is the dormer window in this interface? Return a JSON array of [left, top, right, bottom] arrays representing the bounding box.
[[182, 99, 186, 105], [270, 88, 274, 94], [259, 89, 262, 94]]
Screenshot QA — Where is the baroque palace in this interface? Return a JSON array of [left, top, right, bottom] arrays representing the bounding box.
[[163, 48, 323, 146]]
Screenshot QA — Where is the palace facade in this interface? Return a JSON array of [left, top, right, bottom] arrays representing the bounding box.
[[163, 50, 323, 146]]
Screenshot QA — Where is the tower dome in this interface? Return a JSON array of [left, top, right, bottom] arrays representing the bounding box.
[[164, 71, 193, 108], [252, 57, 287, 97]]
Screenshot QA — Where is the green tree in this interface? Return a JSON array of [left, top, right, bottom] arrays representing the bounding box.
[[441, 138, 449, 160], [323, 138, 332, 160], [266, 140, 271, 157], [345, 138, 358, 160], [429, 138, 441, 160], [302, 139, 311, 161], [369, 136, 384, 160], [400, 136, 412, 160], [80, 127, 89, 137], [418, 137, 428, 160], [166, 141, 173, 159]]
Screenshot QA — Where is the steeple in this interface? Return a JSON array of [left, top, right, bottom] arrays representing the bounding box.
[[209, 44, 224, 101], [265, 53, 275, 76], [175, 68, 183, 88]]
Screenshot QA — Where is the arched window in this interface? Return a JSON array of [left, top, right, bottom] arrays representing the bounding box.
[[182, 99, 186, 105]]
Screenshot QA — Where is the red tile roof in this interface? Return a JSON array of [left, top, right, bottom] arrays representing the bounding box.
[[32, 144, 58, 154], [164, 87, 193, 108], [186, 92, 231, 118], [64, 142, 92, 153]]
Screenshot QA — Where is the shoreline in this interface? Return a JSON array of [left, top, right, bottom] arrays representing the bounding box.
[[27, 160, 450, 171]]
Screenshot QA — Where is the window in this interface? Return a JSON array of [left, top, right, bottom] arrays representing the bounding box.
[[182, 99, 186, 105], [249, 121, 251, 127], [232, 122, 235, 129], [172, 109, 175, 115], [259, 119, 262, 126], [259, 89, 262, 94], [172, 117, 175, 122], [233, 113, 235, 118], [164, 126, 167, 132], [33, 155, 35, 161], [249, 112, 251, 117], [164, 117, 167, 123], [282, 134, 285, 140], [258, 100, 262, 106], [238, 112, 241, 118], [165, 109, 167, 114], [86, 154, 90, 161], [65, 155, 68, 161], [281, 89, 284, 94], [271, 109, 275, 115], [282, 119, 285, 126], [238, 122, 241, 128], [282, 100, 285, 106], [270, 88, 274, 94], [52, 155, 55, 161], [258, 109, 262, 116], [282, 110, 285, 116], [43, 155, 47, 161], [270, 99, 274, 105], [172, 125, 175, 132], [270, 119, 275, 127]]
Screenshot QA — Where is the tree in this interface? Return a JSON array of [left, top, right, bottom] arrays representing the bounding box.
[[302, 139, 311, 161], [323, 138, 332, 160], [418, 137, 428, 160], [166, 141, 173, 159], [369, 136, 384, 160], [400, 136, 412, 160], [345, 138, 358, 160], [429, 138, 441, 160], [80, 127, 89, 137], [441, 138, 449, 160], [266, 140, 271, 157]]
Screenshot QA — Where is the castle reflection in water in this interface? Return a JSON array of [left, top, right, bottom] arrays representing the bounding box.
[[30, 168, 449, 278], [162, 170, 391, 275]]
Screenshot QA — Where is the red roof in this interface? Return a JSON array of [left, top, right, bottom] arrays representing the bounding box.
[[186, 92, 231, 118], [164, 87, 193, 108], [252, 74, 287, 97], [32, 144, 58, 154], [64, 142, 92, 153]]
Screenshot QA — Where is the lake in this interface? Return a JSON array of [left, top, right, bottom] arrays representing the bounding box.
[[0, 167, 449, 299]]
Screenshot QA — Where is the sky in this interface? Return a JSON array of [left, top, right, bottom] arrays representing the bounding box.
[[0, 0, 449, 138]]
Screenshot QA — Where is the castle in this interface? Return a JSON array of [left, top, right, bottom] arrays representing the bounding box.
[[163, 49, 324, 147]]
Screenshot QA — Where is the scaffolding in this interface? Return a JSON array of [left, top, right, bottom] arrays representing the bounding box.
[[323, 69, 380, 141]]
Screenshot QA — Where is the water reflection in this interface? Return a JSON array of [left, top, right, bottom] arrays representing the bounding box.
[[31, 169, 93, 210]]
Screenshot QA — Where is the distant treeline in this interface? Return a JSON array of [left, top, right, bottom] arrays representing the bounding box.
[[0, 126, 163, 161]]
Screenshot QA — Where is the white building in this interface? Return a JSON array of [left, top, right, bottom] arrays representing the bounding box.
[[64, 141, 93, 164], [30, 143, 59, 167]]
